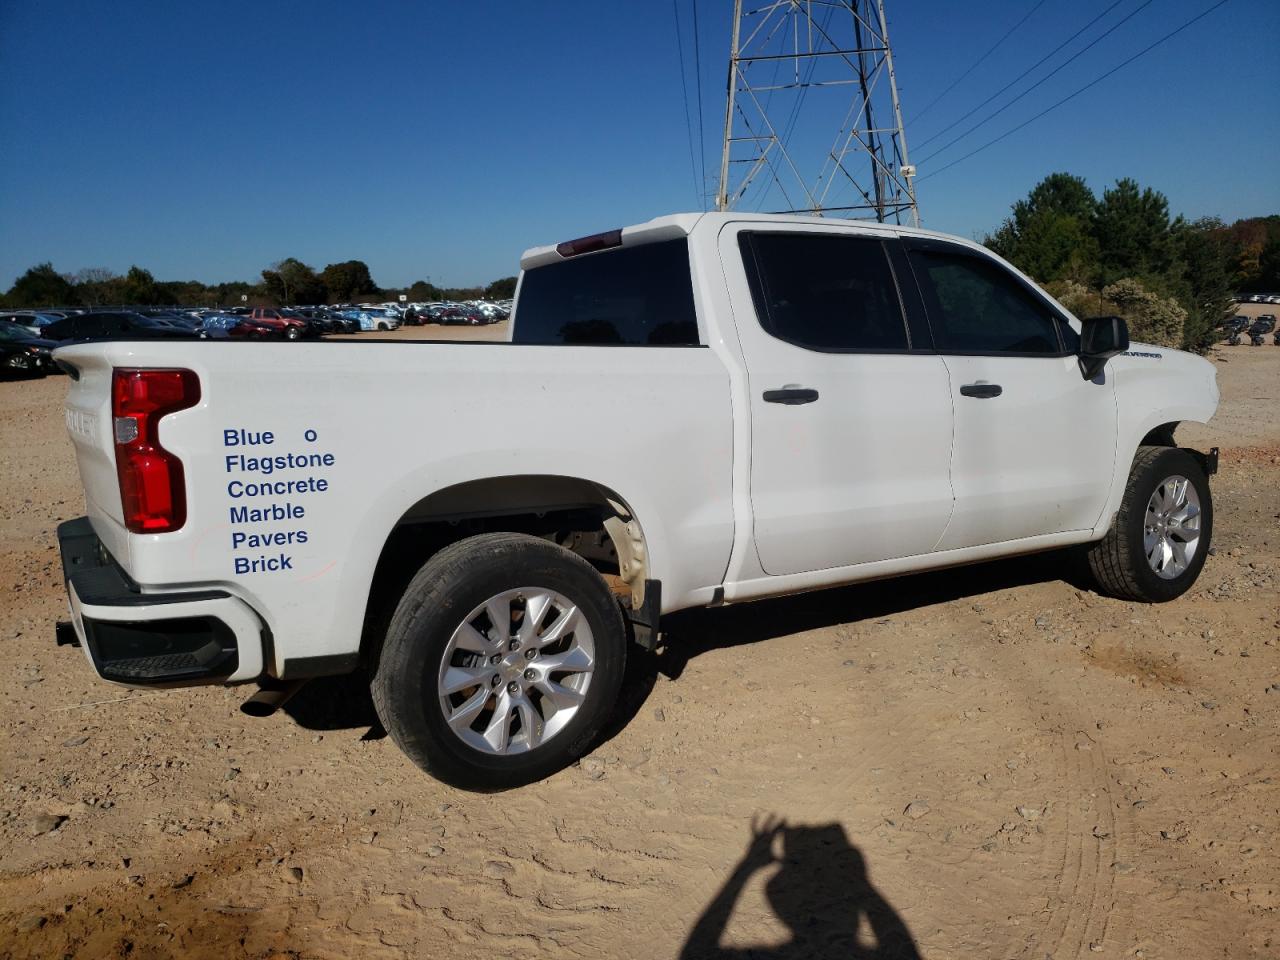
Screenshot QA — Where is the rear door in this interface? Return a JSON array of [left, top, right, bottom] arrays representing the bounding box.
[[721, 224, 955, 576], [901, 238, 1117, 549]]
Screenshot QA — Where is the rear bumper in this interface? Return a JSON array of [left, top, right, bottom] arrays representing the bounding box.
[[57, 517, 265, 687]]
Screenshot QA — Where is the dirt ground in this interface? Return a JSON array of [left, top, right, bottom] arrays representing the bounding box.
[[0, 341, 1276, 960]]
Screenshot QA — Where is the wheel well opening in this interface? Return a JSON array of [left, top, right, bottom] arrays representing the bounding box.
[[1141, 422, 1179, 447], [358, 476, 649, 664]]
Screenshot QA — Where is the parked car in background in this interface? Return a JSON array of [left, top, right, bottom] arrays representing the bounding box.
[[1, 311, 64, 337], [42, 311, 198, 344], [435, 305, 484, 325], [196, 313, 247, 338], [1249, 315, 1276, 346], [347, 307, 400, 331], [334, 308, 375, 331], [293, 308, 353, 335], [1223, 316, 1249, 345], [228, 318, 286, 340], [457, 306, 491, 325], [0, 321, 57, 376], [248, 307, 311, 341], [141, 310, 202, 332]]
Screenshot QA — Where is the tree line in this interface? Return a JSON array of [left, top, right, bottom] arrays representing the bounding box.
[[985, 172, 1278, 351], [1, 257, 518, 310]]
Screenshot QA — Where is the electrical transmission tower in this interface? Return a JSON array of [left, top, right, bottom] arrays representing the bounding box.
[[715, 0, 919, 225]]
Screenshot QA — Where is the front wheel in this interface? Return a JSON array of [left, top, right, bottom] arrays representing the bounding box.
[[285, 326, 300, 341], [6, 354, 33, 371], [1084, 446, 1213, 602], [372, 532, 627, 789]]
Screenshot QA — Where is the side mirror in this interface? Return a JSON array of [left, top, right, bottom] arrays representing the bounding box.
[[1078, 315, 1129, 381]]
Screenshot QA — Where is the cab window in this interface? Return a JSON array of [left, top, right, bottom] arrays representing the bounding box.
[[906, 243, 1064, 355], [739, 232, 910, 352], [513, 239, 699, 346]]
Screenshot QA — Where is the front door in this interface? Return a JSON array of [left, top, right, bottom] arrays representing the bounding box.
[[901, 238, 1118, 550], [721, 224, 955, 577]]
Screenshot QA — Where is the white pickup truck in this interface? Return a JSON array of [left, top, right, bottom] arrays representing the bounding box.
[[54, 212, 1219, 787]]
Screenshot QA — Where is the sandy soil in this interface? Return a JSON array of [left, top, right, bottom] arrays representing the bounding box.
[[0, 343, 1276, 960]]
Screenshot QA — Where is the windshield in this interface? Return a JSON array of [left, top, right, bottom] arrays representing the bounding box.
[[0, 325, 28, 342]]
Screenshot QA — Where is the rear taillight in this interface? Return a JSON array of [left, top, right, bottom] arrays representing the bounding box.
[[112, 368, 200, 533]]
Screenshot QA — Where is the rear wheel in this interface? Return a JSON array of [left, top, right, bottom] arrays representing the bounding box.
[[372, 533, 626, 789], [1084, 446, 1213, 602]]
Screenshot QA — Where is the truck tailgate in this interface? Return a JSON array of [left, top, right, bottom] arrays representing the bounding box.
[[58, 343, 134, 569]]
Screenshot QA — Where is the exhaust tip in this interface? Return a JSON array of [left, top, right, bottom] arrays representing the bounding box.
[[239, 698, 278, 718], [240, 680, 306, 718], [55, 621, 82, 648]]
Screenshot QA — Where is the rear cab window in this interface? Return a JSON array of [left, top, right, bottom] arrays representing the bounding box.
[[513, 239, 700, 346]]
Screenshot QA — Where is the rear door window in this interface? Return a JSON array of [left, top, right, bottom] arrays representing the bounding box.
[[739, 232, 910, 351], [513, 239, 699, 345]]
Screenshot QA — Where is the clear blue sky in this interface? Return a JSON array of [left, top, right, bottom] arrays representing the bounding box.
[[2, 0, 1276, 289]]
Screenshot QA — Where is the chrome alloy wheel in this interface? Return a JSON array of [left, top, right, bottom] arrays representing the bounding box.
[[437, 588, 595, 755], [1143, 474, 1202, 580]]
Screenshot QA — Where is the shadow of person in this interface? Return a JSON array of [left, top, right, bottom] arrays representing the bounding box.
[[681, 816, 920, 960]]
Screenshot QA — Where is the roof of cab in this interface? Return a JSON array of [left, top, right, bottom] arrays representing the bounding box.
[[518, 211, 982, 271]]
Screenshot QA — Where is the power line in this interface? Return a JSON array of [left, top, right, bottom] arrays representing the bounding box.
[[672, 0, 701, 206], [918, 0, 1230, 183], [692, 0, 706, 209], [916, 0, 1127, 151], [917, 0, 1158, 166], [910, 0, 1050, 124]]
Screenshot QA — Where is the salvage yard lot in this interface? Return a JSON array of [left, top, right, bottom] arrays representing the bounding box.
[[0, 343, 1276, 959]]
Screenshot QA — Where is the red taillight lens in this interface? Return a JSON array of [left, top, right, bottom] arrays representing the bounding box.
[[112, 368, 200, 533]]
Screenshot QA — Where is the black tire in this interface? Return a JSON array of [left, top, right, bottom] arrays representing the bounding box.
[[6, 354, 32, 371], [1084, 446, 1213, 602], [285, 326, 300, 341], [371, 532, 627, 789]]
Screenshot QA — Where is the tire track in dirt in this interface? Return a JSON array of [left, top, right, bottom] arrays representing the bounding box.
[[979, 624, 1135, 960], [1030, 727, 1121, 960]]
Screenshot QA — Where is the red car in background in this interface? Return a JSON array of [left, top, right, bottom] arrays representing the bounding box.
[[228, 318, 285, 340], [249, 307, 311, 340]]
